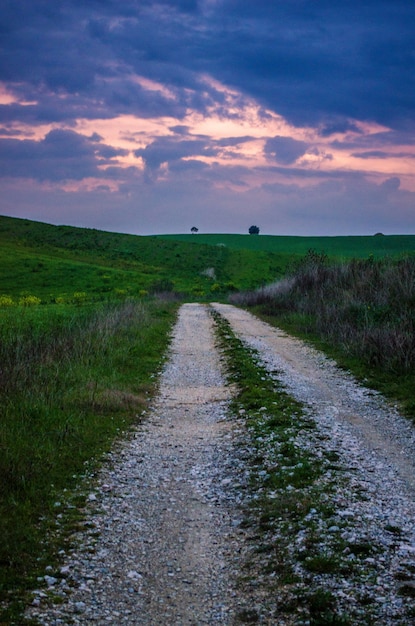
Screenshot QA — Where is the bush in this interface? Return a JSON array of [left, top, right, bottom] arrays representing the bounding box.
[[72, 291, 88, 305], [0, 295, 14, 307], [19, 295, 41, 306]]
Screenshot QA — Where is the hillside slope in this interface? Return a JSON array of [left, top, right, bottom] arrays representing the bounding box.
[[0, 216, 284, 301]]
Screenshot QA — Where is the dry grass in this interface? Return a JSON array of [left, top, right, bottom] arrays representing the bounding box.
[[231, 252, 415, 373]]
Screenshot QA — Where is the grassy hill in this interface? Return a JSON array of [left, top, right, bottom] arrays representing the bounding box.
[[157, 232, 415, 259], [1, 217, 414, 304], [0, 216, 287, 302]]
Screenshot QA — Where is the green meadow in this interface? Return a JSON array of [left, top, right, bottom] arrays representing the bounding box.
[[157, 231, 415, 259], [3, 216, 414, 306], [0, 214, 414, 621], [0, 216, 288, 303]]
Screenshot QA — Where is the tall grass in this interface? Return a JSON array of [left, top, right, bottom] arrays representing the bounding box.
[[0, 298, 177, 615], [231, 252, 415, 402]]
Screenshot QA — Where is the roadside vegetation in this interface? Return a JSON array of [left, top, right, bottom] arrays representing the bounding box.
[[230, 251, 415, 418], [0, 297, 178, 622]]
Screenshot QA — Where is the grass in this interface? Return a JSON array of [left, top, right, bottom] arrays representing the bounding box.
[[0, 215, 286, 301], [4, 216, 413, 305], [0, 297, 178, 623], [1, 215, 415, 621], [158, 232, 415, 259], [231, 251, 415, 419]]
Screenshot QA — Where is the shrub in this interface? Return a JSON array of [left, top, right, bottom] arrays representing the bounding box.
[[73, 291, 88, 305], [0, 295, 14, 307], [149, 278, 174, 293], [19, 295, 41, 306], [114, 288, 128, 298]]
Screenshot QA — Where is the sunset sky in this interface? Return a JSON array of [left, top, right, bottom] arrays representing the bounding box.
[[1, 0, 414, 235]]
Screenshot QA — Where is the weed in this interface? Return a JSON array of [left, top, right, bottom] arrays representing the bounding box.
[[304, 553, 341, 574], [307, 589, 351, 625]]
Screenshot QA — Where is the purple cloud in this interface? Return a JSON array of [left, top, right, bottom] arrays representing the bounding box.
[[0, 130, 128, 181], [264, 136, 309, 165]]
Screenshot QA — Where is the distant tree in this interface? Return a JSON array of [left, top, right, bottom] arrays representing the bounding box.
[[191, 226, 199, 234], [249, 225, 260, 235]]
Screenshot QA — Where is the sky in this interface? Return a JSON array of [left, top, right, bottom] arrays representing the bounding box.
[[0, 0, 415, 236]]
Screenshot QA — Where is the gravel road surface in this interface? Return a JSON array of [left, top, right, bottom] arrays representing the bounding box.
[[26, 303, 415, 625]]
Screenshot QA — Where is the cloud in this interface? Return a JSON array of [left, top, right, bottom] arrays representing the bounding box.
[[0, 129, 128, 181], [264, 136, 309, 165], [135, 136, 217, 172], [381, 176, 400, 193], [2, 167, 414, 237], [352, 151, 393, 159], [352, 150, 415, 159], [2, 0, 414, 131], [318, 120, 363, 137], [0, 0, 414, 237]]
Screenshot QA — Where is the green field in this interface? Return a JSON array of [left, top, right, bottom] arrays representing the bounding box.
[[157, 232, 415, 259], [0, 216, 290, 301], [2, 216, 414, 305]]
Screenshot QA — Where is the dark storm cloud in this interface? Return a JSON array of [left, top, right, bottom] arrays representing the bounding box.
[[352, 150, 415, 159], [169, 158, 208, 173], [331, 129, 415, 152], [216, 136, 254, 147], [257, 165, 363, 181], [318, 120, 363, 138], [1, 0, 414, 131], [381, 176, 400, 192], [264, 136, 308, 165], [352, 151, 394, 159], [188, 0, 415, 129], [0, 129, 128, 181]]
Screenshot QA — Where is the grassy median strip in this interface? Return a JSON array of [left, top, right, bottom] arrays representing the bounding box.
[[0, 298, 178, 623], [211, 307, 388, 625]]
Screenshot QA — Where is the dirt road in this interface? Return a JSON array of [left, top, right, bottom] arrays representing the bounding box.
[[26, 303, 415, 625], [214, 303, 415, 496]]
